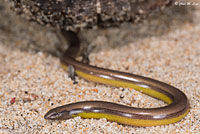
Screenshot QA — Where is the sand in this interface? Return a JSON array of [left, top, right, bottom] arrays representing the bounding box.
[[0, 0, 200, 133]]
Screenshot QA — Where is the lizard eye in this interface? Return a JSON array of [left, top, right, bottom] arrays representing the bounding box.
[[44, 110, 70, 120]]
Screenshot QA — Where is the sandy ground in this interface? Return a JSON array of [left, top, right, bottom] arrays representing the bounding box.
[[0, 0, 200, 133]]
